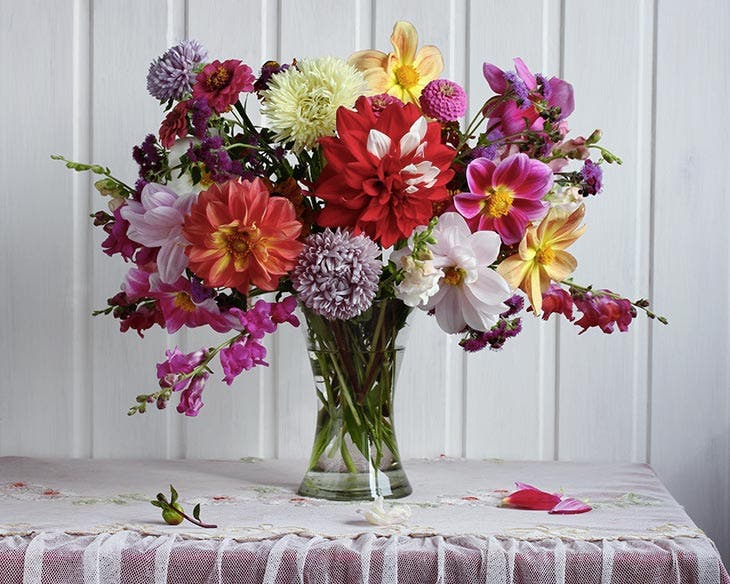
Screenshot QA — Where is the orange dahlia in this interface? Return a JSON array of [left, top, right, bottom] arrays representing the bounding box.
[[183, 179, 303, 294]]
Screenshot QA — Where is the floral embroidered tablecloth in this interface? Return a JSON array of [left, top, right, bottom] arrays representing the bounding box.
[[0, 457, 726, 583]]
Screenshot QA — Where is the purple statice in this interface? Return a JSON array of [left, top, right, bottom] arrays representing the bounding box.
[[187, 135, 242, 182], [579, 160, 603, 196], [146, 39, 208, 102], [189, 97, 213, 139], [503, 71, 530, 108], [132, 135, 163, 198], [291, 229, 381, 321], [219, 337, 268, 385], [460, 294, 524, 352], [176, 372, 209, 416]]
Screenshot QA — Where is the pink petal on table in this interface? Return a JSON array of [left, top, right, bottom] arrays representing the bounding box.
[[502, 483, 561, 511], [549, 497, 592, 514]]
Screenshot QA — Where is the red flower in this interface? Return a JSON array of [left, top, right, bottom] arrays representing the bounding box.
[[159, 101, 189, 148], [193, 59, 255, 113], [573, 291, 636, 334], [183, 179, 303, 294], [316, 96, 455, 248], [540, 284, 574, 321]]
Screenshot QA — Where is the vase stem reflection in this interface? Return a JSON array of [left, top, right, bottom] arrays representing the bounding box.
[[298, 298, 413, 501]]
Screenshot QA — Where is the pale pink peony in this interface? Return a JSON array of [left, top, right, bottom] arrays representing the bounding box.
[[423, 213, 511, 333]]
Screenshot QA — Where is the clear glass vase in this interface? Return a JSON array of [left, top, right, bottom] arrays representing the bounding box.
[[298, 299, 413, 501]]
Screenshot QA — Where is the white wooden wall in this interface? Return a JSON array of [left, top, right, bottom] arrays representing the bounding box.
[[1, 0, 728, 561]]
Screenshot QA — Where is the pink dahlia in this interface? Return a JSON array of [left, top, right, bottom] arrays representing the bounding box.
[[453, 153, 552, 245], [419, 79, 467, 122], [193, 59, 255, 113], [149, 274, 234, 334]]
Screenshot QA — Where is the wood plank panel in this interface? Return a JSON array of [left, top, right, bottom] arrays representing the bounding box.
[[557, 0, 652, 462], [650, 0, 729, 561], [90, 1, 171, 457], [0, 2, 78, 456], [183, 0, 276, 459], [463, 0, 561, 460]]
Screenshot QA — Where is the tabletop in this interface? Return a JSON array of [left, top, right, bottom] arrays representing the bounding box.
[[0, 457, 726, 583]]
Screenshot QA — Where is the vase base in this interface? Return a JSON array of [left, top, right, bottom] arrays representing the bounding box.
[[297, 467, 412, 501]]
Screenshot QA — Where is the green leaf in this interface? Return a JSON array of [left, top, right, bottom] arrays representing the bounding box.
[[169, 484, 178, 504], [150, 500, 162, 508], [193, 503, 201, 520]]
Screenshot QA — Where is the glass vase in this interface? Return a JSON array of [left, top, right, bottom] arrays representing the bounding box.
[[298, 298, 413, 501]]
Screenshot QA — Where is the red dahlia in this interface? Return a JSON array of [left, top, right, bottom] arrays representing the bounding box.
[[315, 96, 455, 248]]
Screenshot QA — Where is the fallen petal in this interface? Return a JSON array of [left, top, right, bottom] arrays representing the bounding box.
[[549, 497, 592, 514], [359, 496, 412, 526], [502, 484, 561, 511]]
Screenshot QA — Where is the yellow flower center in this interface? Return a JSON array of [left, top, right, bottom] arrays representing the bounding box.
[[395, 64, 420, 89], [208, 66, 231, 90], [535, 247, 556, 265], [173, 292, 196, 312], [484, 186, 514, 218], [443, 266, 466, 286], [213, 222, 263, 269]]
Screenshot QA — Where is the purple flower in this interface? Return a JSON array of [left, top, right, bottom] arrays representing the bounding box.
[[229, 300, 276, 339], [291, 229, 382, 321], [419, 79, 467, 122], [176, 373, 209, 416], [187, 136, 242, 182], [101, 205, 140, 261], [270, 296, 300, 327], [156, 347, 206, 392], [219, 337, 268, 385], [132, 134, 163, 190], [189, 97, 213, 139], [253, 60, 290, 95], [580, 160, 603, 196], [502, 71, 530, 107], [147, 40, 208, 102]]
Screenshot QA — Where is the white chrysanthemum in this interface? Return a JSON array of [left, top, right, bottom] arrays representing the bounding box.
[[261, 57, 365, 152], [390, 246, 443, 308]]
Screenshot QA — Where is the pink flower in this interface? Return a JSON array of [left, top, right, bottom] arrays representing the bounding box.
[[419, 78, 467, 122], [219, 337, 268, 385], [176, 373, 209, 416], [501, 482, 591, 514], [540, 284, 574, 321], [229, 300, 276, 339], [122, 267, 152, 302], [423, 213, 511, 333], [193, 59, 255, 113], [102, 206, 140, 261], [483, 57, 574, 137], [120, 183, 197, 284], [156, 347, 206, 392], [453, 153, 552, 245], [270, 296, 300, 327], [573, 291, 636, 334], [149, 274, 234, 334]]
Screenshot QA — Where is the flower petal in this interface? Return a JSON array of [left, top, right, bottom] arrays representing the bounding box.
[[367, 129, 392, 159], [543, 250, 578, 282], [348, 49, 388, 72], [482, 63, 507, 94], [453, 192, 484, 220], [502, 485, 561, 511], [390, 21, 419, 64], [549, 498, 592, 515], [466, 158, 496, 194], [413, 45, 444, 82], [513, 57, 537, 90]]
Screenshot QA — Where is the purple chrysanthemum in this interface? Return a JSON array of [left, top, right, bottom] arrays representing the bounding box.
[[146, 40, 208, 102], [291, 229, 381, 321], [419, 79, 467, 122]]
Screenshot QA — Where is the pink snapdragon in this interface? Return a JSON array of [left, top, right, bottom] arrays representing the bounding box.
[[176, 373, 209, 416], [219, 337, 268, 385], [120, 182, 197, 284], [156, 347, 207, 392], [573, 291, 636, 334], [149, 274, 235, 334], [423, 212, 511, 333], [454, 153, 552, 245]]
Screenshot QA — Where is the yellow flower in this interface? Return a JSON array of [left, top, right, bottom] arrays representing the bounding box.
[[348, 21, 443, 105], [497, 205, 587, 315]]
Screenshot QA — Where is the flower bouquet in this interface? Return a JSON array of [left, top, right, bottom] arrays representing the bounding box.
[[55, 22, 664, 500]]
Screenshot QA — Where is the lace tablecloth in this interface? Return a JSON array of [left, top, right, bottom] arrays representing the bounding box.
[[0, 457, 726, 583]]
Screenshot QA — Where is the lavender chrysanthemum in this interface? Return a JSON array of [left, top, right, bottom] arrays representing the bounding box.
[[292, 229, 381, 321], [147, 40, 208, 101]]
